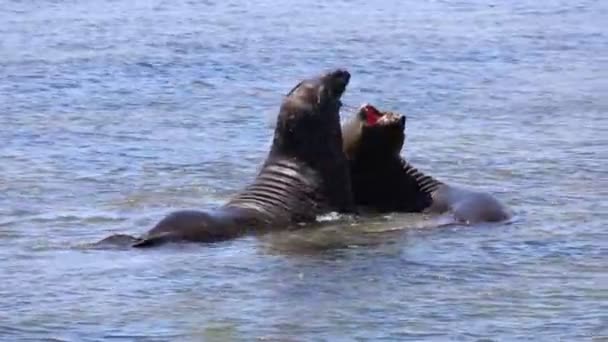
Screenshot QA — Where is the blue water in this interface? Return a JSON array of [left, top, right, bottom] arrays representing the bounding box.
[[1, 0, 607, 340]]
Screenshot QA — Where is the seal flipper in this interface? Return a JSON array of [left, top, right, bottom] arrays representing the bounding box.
[[131, 232, 175, 248], [92, 233, 141, 248]]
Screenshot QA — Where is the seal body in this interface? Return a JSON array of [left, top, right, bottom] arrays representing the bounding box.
[[427, 184, 510, 224], [99, 69, 355, 247], [342, 104, 510, 225]]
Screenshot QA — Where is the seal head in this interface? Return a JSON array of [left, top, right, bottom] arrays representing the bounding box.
[[272, 70, 350, 159], [342, 104, 433, 212], [343, 104, 406, 161]]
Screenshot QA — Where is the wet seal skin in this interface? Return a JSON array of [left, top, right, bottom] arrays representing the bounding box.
[[96, 69, 356, 247], [342, 104, 511, 225]]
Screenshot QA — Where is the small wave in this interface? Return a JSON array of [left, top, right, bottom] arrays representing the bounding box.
[[315, 211, 348, 222], [27, 213, 128, 225]]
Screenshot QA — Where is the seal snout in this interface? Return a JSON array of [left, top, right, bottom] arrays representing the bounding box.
[[326, 68, 350, 83], [323, 69, 351, 98]]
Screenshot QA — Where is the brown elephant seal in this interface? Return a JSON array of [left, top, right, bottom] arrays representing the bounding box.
[[341, 104, 511, 225], [98, 69, 355, 247]]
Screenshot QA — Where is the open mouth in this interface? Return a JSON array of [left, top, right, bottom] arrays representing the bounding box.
[[361, 104, 383, 125], [360, 104, 405, 127]]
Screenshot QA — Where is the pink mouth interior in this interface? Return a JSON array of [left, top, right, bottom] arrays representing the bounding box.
[[363, 105, 382, 125]]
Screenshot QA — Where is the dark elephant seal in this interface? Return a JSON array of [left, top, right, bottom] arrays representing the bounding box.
[[341, 104, 511, 225], [98, 69, 355, 247]]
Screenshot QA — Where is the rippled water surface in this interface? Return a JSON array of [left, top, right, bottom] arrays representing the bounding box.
[[1, 0, 607, 340]]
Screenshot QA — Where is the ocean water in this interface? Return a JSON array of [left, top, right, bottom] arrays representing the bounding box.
[[1, 0, 607, 340]]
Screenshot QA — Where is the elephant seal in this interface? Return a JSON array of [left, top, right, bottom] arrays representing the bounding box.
[[98, 69, 355, 247], [341, 104, 511, 225]]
